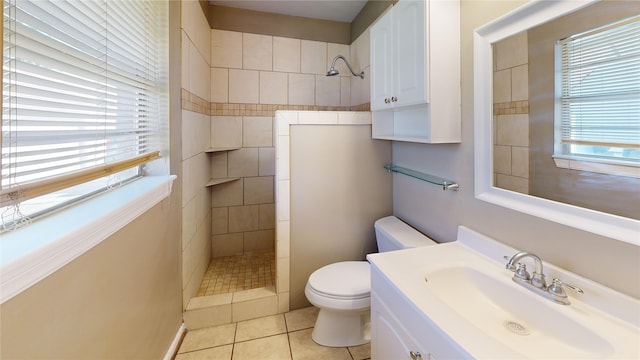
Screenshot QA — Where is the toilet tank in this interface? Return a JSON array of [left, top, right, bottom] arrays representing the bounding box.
[[374, 216, 437, 252]]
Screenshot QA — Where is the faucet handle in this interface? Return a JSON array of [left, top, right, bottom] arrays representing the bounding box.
[[514, 263, 531, 280], [548, 278, 584, 298]]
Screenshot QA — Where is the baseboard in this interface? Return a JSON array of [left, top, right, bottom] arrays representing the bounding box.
[[164, 323, 186, 360]]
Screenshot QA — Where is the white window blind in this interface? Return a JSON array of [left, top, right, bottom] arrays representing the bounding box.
[[557, 15, 640, 152], [2, 1, 166, 214]]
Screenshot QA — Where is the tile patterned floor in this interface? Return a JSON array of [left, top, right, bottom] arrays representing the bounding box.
[[197, 252, 276, 296], [175, 307, 371, 360]]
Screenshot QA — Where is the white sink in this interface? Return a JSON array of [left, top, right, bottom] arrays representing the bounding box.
[[367, 226, 640, 359]]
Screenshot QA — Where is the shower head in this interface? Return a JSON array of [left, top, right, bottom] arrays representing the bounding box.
[[326, 68, 340, 77], [327, 55, 364, 79]]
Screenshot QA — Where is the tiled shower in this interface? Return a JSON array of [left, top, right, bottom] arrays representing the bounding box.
[[180, 0, 372, 317]]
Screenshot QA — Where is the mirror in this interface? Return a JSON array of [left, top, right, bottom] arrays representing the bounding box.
[[474, 0, 640, 245]]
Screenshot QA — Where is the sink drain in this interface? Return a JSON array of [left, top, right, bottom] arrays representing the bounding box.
[[503, 320, 530, 336]]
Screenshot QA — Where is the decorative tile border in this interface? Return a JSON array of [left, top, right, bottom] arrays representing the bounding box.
[[493, 100, 529, 115], [182, 89, 370, 116]]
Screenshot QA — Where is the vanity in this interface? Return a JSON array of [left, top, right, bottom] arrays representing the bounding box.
[[367, 226, 640, 359]]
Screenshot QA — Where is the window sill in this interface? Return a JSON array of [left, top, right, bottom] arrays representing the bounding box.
[[0, 175, 176, 304], [553, 155, 640, 179]]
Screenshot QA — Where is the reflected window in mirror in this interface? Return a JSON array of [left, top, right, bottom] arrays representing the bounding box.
[[554, 15, 640, 178], [491, 1, 640, 220]]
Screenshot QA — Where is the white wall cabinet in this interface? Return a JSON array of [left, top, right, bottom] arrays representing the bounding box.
[[370, 0, 460, 143]]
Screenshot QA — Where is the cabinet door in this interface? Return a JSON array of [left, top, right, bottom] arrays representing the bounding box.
[[370, 9, 394, 111], [372, 306, 427, 360], [393, 0, 427, 107]]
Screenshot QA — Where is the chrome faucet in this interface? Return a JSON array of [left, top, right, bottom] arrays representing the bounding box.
[[505, 251, 547, 289], [505, 251, 583, 305]]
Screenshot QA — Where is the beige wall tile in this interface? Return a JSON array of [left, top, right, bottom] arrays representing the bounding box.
[[327, 43, 352, 76], [243, 33, 273, 71], [244, 176, 274, 205], [340, 77, 351, 107], [259, 204, 275, 230], [350, 29, 370, 71], [182, 110, 210, 160], [211, 207, 228, 235], [511, 64, 529, 102], [210, 152, 228, 179], [495, 30, 528, 70], [189, 39, 211, 101], [211, 67, 229, 103], [212, 29, 242, 69], [211, 179, 243, 207], [493, 69, 511, 103], [212, 233, 244, 257], [243, 117, 273, 148], [259, 147, 276, 176], [496, 114, 529, 147], [183, 304, 233, 330], [244, 230, 275, 252], [511, 146, 530, 178], [229, 69, 259, 104], [228, 148, 259, 177], [301, 40, 327, 75], [273, 37, 301, 73], [288, 73, 315, 106], [315, 75, 341, 106], [259, 72, 288, 105], [182, 31, 191, 93], [496, 173, 529, 194], [493, 145, 512, 175], [229, 205, 260, 233], [350, 75, 363, 106], [232, 294, 278, 322], [211, 116, 242, 149]]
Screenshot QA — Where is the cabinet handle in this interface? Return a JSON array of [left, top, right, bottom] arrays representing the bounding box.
[[391, 96, 398, 102], [384, 98, 390, 104], [410, 351, 422, 360]]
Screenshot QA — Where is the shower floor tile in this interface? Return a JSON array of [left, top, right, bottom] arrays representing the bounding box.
[[197, 252, 275, 296]]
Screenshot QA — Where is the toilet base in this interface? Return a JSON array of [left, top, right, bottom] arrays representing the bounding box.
[[311, 308, 371, 347]]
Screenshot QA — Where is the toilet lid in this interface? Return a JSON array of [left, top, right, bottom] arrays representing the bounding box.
[[308, 261, 370, 298]]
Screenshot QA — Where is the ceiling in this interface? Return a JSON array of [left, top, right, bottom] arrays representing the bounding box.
[[209, 0, 369, 23]]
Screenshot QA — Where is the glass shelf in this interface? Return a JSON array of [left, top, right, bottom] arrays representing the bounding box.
[[384, 164, 459, 191]]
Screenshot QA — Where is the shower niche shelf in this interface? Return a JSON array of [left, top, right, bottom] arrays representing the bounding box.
[[385, 164, 458, 191], [206, 178, 240, 187], [206, 146, 241, 153], [205, 146, 241, 187]]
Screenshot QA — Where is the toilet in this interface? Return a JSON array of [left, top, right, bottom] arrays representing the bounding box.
[[304, 215, 437, 347]]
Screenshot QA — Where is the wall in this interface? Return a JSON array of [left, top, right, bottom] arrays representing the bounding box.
[[0, 199, 183, 359], [289, 124, 392, 309], [181, 0, 214, 307], [1, 2, 184, 358], [206, 20, 372, 260], [392, 0, 640, 299]]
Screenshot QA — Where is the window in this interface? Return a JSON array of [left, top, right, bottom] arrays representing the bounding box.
[[1, 0, 168, 230], [554, 15, 640, 178]]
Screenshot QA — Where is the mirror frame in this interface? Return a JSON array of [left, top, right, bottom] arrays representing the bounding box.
[[473, 0, 639, 246]]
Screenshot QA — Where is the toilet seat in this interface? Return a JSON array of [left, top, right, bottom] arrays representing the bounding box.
[[307, 261, 370, 299], [305, 261, 371, 312]]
